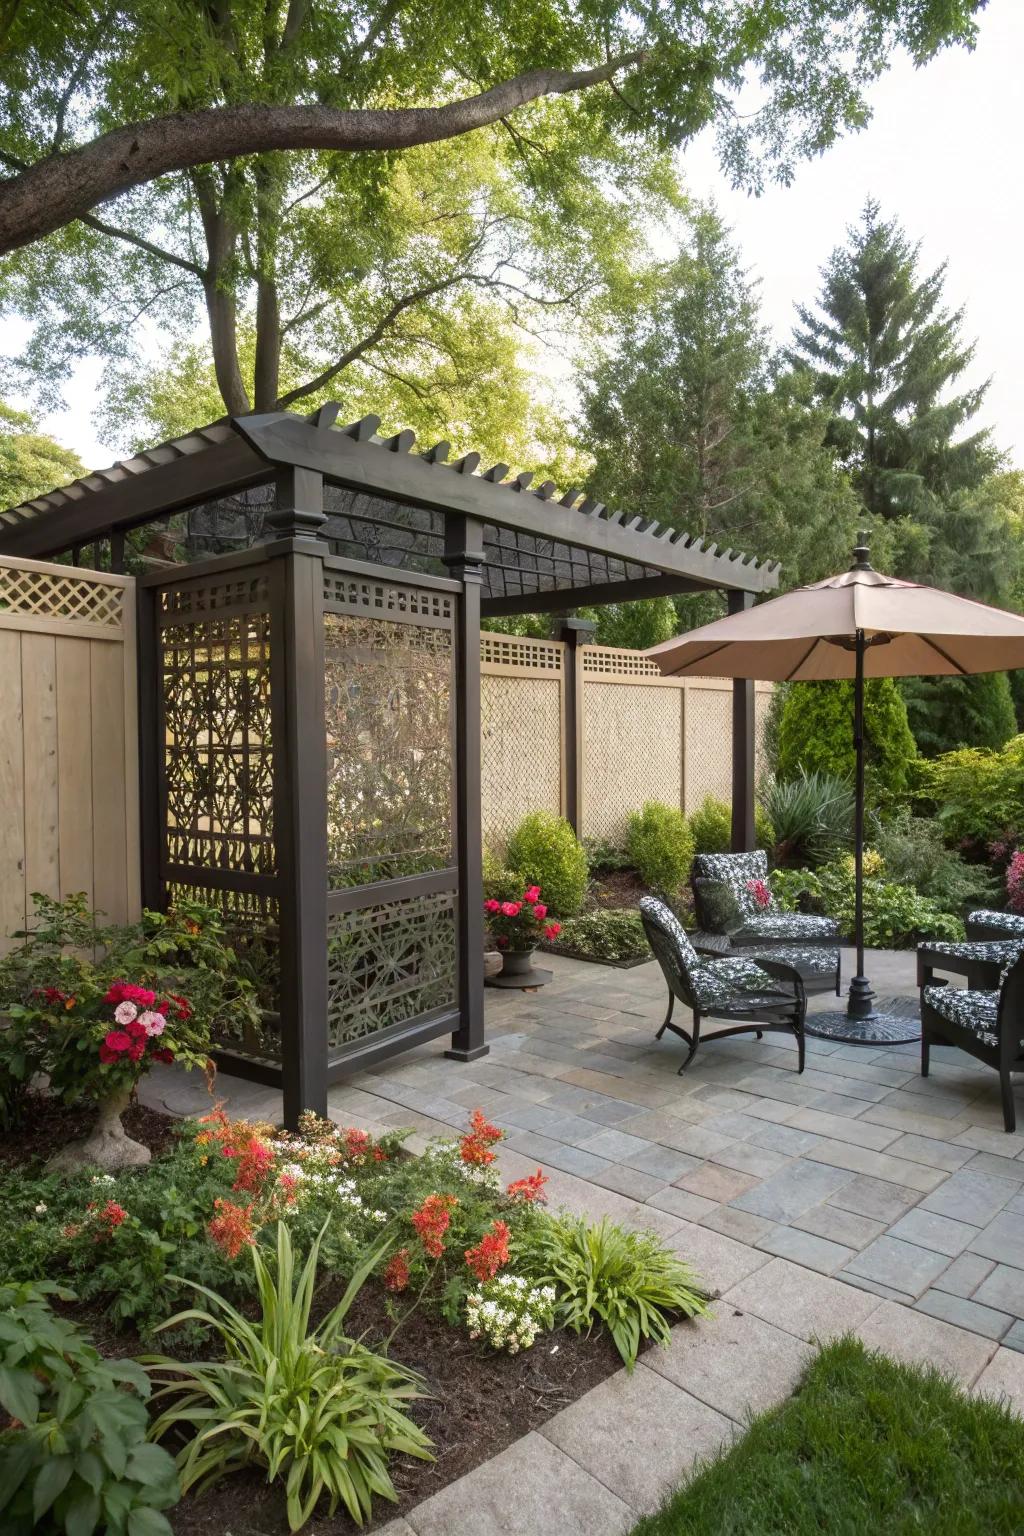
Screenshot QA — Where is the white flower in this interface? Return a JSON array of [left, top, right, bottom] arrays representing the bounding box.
[[34, 1202, 47, 1215], [113, 1001, 138, 1025], [91, 1174, 115, 1186], [371, 1210, 388, 1223], [137, 1010, 166, 1036]]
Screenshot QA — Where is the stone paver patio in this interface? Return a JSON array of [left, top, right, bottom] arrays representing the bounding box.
[[143, 943, 1024, 1535]]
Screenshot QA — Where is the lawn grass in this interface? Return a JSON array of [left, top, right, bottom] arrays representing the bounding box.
[[631, 1336, 1024, 1536]]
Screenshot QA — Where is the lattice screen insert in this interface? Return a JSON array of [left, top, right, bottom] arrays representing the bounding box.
[[323, 571, 453, 622], [160, 575, 269, 617], [0, 564, 125, 630], [481, 674, 562, 853], [480, 633, 564, 672], [165, 881, 280, 1061], [581, 646, 661, 678], [327, 889, 457, 1049], [582, 681, 682, 844]]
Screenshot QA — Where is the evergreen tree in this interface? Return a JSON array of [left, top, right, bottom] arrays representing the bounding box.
[[791, 200, 1000, 528], [900, 672, 1017, 756]]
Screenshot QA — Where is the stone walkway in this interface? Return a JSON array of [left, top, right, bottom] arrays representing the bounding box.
[[143, 945, 1024, 1535]]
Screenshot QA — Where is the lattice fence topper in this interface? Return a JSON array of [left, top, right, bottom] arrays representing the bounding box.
[[0, 562, 125, 629], [327, 889, 457, 1049], [161, 611, 275, 874], [479, 633, 563, 672], [323, 570, 454, 621], [324, 611, 454, 888], [580, 646, 661, 677], [159, 574, 269, 617]]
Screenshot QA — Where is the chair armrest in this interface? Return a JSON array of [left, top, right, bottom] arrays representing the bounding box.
[[751, 957, 807, 1013]]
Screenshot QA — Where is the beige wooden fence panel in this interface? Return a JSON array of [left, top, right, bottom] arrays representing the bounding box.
[[0, 556, 140, 953], [480, 633, 565, 853]]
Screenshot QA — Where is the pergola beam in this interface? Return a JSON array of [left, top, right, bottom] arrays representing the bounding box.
[[480, 573, 706, 618]]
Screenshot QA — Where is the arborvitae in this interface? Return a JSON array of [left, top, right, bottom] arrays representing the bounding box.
[[790, 200, 1000, 525]]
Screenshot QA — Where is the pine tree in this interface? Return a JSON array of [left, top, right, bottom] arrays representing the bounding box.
[[790, 200, 1000, 528], [900, 672, 1017, 756]]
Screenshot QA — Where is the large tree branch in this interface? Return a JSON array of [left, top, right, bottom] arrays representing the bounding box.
[[0, 55, 645, 255]]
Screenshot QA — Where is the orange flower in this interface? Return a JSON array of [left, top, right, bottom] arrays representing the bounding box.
[[208, 1198, 257, 1260], [383, 1248, 411, 1292], [459, 1108, 503, 1167], [411, 1193, 458, 1258], [464, 1219, 510, 1282], [506, 1169, 548, 1204]]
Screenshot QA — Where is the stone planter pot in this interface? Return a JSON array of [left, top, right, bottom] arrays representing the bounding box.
[[48, 1084, 151, 1173], [489, 946, 553, 991]]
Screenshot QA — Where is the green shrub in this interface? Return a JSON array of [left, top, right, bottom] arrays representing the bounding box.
[[506, 812, 589, 917], [146, 1223, 432, 1532], [627, 802, 695, 895], [777, 678, 916, 810], [873, 812, 997, 910], [547, 910, 648, 962], [761, 770, 854, 867], [901, 672, 1017, 757], [913, 735, 1024, 847], [0, 1279, 179, 1536], [688, 796, 775, 857], [772, 857, 963, 949], [582, 837, 634, 874], [523, 1216, 708, 1370]]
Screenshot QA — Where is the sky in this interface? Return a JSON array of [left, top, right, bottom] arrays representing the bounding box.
[[9, 0, 1024, 473]]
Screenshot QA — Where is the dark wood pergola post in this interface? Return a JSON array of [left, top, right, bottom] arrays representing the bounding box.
[[729, 589, 756, 852], [444, 513, 489, 1063], [556, 616, 597, 835], [268, 466, 330, 1126]]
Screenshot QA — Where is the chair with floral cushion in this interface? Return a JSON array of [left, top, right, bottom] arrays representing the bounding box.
[[921, 952, 1024, 1132], [966, 909, 1024, 943], [639, 895, 805, 1075], [690, 850, 841, 997]]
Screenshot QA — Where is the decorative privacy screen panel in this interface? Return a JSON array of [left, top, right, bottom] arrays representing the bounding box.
[[324, 612, 454, 887], [327, 889, 457, 1049]]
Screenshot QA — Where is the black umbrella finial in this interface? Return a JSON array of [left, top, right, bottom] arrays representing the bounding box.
[[851, 535, 874, 572]]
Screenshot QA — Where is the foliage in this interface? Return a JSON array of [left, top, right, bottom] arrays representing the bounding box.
[[630, 1336, 1024, 1536], [546, 910, 648, 963], [0, 400, 83, 508], [0, 1279, 179, 1536], [761, 771, 854, 867], [483, 881, 562, 952], [578, 205, 861, 593], [1006, 853, 1024, 917], [585, 599, 678, 650], [466, 1274, 557, 1354], [912, 735, 1024, 847], [790, 199, 1013, 605], [901, 672, 1017, 757], [777, 678, 916, 811], [506, 813, 589, 918], [772, 857, 963, 949], [873, 812, 996, 910], [627, 802, 695, 896], [583, 838, 634, 875], [145, 1223, 432, 1532], [687, 797, 775, 857], [523, 1215, 708, 1370]]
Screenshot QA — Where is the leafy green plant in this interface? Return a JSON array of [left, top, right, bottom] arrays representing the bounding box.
[[583, 837, 634, 874], [688, 796, 775, 856], [772, 857, 963, 949], [523, 1216, 708, 1370], [0, 1279, 180, 1536], [546, 910, 648, 963], [777, 677, 917, 811], [873, 812, 996, 910], [913, 735, 1024, 848], [506, 812, 589, 917], [627, 802, 695, 895], [761, 770, 854, 867], [145, 1223, 433, 1532]]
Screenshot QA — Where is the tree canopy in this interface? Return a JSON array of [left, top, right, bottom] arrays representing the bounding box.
[[0, 401, 84, 507]]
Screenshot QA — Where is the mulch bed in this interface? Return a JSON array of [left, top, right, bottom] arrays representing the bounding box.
[[4, 1096, 649, 1534]]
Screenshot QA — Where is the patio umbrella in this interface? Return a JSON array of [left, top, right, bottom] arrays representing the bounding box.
[[648, 541, 1024, 1044]]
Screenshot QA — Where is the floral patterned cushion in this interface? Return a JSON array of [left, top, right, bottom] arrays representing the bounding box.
[[968, 909, 1024, 939], [745, 944, 841, 976], [638, 895, 701, 971], [923, 938, 1024, 967], [923, 984, 1001, 1049], [688, 956, 792, 1011], [692, 851, 771, 918], [735, 912, 841, 942]]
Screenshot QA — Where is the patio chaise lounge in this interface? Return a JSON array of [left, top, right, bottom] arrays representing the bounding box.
[[921, 951, 1024, 1132], [689, 850, 842, 997], [639, 895, 806, 1075]]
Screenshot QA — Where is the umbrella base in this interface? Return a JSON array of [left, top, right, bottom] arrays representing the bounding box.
[[804, 996, 920, 1046]]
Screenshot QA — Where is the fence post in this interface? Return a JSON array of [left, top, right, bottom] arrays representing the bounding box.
[[444, 514, 490, 1063], [728, 590, 756, 851], [267, 468, 330, 1127], [556, 617, 597, 837]]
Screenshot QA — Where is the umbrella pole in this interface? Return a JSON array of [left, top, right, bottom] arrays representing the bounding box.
[[847, 629, 876, 1020]]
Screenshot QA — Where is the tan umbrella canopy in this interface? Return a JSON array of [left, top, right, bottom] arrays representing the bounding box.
[[649, 543, 1024, 1045]]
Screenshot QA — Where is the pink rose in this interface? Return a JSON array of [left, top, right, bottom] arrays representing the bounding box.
[[483, 899, 501, 913], [138, 1011, 166, 1036], [500, 901, 522, 917], [544, 922, 561, 939], [103, 1030, 131, 1054], [523, 886, 541, 902], [531, 903, 547, 919], [113, 1000, 138, 1025]]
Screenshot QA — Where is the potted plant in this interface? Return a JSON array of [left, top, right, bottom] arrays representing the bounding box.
[[483, 883, 561, 984]]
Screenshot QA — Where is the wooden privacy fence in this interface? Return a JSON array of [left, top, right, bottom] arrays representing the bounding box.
[[480, 633, 772, 851], [0, 555, 140, 952]]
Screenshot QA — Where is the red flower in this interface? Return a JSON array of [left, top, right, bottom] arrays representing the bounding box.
[[125, 1018, 148, 1040], [464, 1219, 510, 1281], [531, 903, 548, 919], [495, 935, 508, 949], [230, 1136, 275, 1193], [506, 1169, 548, 1204], [103, 1030, 131, 1054], [500, 901, 522, 917], [343, 1127, 372, 1162], [152, 1047, 174, 1064], [104, 982, 157, 1008], [746, 878, 772, 911], [483, 898, 501, 914], [543, 922, 561, 939], [98, 1042, 120, 1063], [100, 1200, 127, 1229], [460, 1108, 503, 1167], [127, 1039, 146, 1063], [523, 886, 541, 902], [411, 1193, 458, 1258], [384, 1248, 411, 1292], [208, 1198, 256, 1260]]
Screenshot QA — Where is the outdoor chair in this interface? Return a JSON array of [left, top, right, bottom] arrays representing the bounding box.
[[921, 952, 1024, 1132], [966, 909, 1024, 943], [689, 850, 841, 996], [639, 895, 806, 1076]]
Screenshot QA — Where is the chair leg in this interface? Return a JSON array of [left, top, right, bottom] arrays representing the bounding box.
[[1000, 1069, 1016, 1134], [795, 1015, 805, 1074], [921, 1030, 930, 1079], [655, 992, 674, 1041], [678, 1012, 701, 1075]]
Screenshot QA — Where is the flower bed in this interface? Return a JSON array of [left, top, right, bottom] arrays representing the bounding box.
[[0, 1103, 707, 1534]]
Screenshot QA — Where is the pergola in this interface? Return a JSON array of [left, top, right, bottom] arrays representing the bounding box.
[[0, 406, 779, 1125]]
